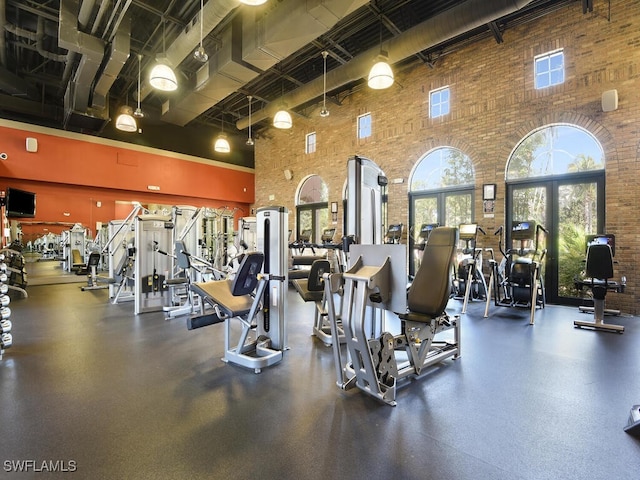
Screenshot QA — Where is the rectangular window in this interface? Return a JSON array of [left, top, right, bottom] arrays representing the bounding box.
[[429, 86, 450, 118], [357, 113, 372, 139], [535, 50, 564, 89], [305, 132, 316, 154]]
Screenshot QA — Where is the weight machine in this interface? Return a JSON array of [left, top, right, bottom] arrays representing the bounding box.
[[187, 206, 288, 373], [324, 227, 460, 406], [574, 234, 625, 333], [484, 221, 547, 325], [63, 223, 87, 272], [451, 223, 487, 313], [134, 214, 173, 315]]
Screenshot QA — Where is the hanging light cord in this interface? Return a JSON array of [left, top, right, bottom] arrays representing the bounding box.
[[247, 95, 253, 144], [137, 54, 142, 110], [199, 0, 204, 49], [322, 51, 328, 111]]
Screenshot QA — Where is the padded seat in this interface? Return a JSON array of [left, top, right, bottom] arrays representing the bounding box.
[[191, 279, 254, 317], [400, 226, 458, 322], [190, 252, 264, 319], [292, 260, 329, 303]]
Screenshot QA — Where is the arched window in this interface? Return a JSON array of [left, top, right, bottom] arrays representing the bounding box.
[[408, 146, 475, 274], [296, 175, 328, 243], [505, 123, 605, 305], [507, 124, 604, 180]]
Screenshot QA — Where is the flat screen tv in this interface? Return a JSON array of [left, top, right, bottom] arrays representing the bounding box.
[[6, 187, 36, 218]]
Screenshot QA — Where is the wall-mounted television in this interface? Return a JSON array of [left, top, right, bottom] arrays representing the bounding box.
[[6, 187, 36, 218]]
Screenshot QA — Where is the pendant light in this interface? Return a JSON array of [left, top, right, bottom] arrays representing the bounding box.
[[239, 0, 268, 5], [320, 50, 330, 117], [367, 19, 394, 90], [115, 105, 137, 132], [368, 52, 394, 89], [273, 109, 292, 129], [273, 81, 292, 129], [246, 95, 254, 146], [193, 0, 208, 62], [149, 18, 178, 91], [134, 54, 144, 118], [214, 113, 230, 153]]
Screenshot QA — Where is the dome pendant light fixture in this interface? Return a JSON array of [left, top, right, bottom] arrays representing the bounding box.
[[273, 81, 292, 129], [368, 51, 394, 90], [246, 95, 255, 146], [214, 133, 230, 153], [368, 18, 394, 90], [149, 18, 178, 91], [273, 109, 292, 129], [214, 113, 231, 153], [134, 54, 144, 118], [239, 0, 268, 5], [115, 105, 137, 132], [193, 0, 208, 63], [320, 50, 330, 117]]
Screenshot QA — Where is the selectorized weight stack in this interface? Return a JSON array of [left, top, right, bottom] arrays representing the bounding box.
[[134, 214, 173, 315], [255, 206, 288, 352]]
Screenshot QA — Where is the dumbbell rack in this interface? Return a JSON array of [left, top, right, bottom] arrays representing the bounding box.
[[0, 253, 12, 360]]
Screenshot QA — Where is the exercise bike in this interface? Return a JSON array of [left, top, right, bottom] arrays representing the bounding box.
[[484, 220, 547, 325], [451, 223, 487, 313]]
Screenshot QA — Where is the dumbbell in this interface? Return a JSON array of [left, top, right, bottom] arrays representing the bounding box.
[[0, 295, 9, 307], [0, 273, 7, 283], [0, 262, 6, 273], [0, 319, 11, 333], [1, 332, 11, 349], [0, 284, 7, 295], [1, 307, 10, 319]]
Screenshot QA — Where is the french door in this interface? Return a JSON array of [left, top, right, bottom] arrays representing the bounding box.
[[507, 173, 604, 305], [409, 188, 474, 275]]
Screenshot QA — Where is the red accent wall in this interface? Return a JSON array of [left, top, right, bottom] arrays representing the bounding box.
[[0, 123, 255, 238]]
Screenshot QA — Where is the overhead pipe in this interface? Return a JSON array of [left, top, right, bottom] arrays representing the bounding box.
[[237, 0, 534, 130]]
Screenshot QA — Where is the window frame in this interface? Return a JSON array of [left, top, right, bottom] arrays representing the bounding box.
[[357, 112, 372, 139], [429, 86, 450, 119], [305, 132, 316, 154], [534, 49, 565, 89]]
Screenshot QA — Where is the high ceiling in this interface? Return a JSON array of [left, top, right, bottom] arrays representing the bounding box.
[[0, 0, 587, 154]]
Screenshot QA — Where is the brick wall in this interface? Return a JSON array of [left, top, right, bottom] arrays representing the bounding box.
[[253, 1, 640, 314]]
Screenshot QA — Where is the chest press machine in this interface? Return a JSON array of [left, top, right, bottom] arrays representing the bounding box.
[[324, 226, 460, 406]]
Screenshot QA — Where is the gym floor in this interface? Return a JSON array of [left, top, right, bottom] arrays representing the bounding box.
[[1, 263, 639, 479]]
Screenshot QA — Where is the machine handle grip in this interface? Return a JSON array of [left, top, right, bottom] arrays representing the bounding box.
[[494, 226, 503, 236], [478, 227, 486, 235]]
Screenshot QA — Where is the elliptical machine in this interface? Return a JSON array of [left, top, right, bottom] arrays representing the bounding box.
[[452, 223, 487, 313], [484, 220, 547, 325]]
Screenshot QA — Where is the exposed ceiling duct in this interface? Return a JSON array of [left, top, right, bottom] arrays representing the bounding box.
[[58, 0, 106, 114], [137, 0, 240, 104], [237, 0, 534, 130], [58, 0, 133, 132], [160, 0, 368, 126], [92, 16, 131, 112]]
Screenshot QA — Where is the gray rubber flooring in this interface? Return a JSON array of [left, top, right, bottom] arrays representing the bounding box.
[[1, 272, 639, 479]]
